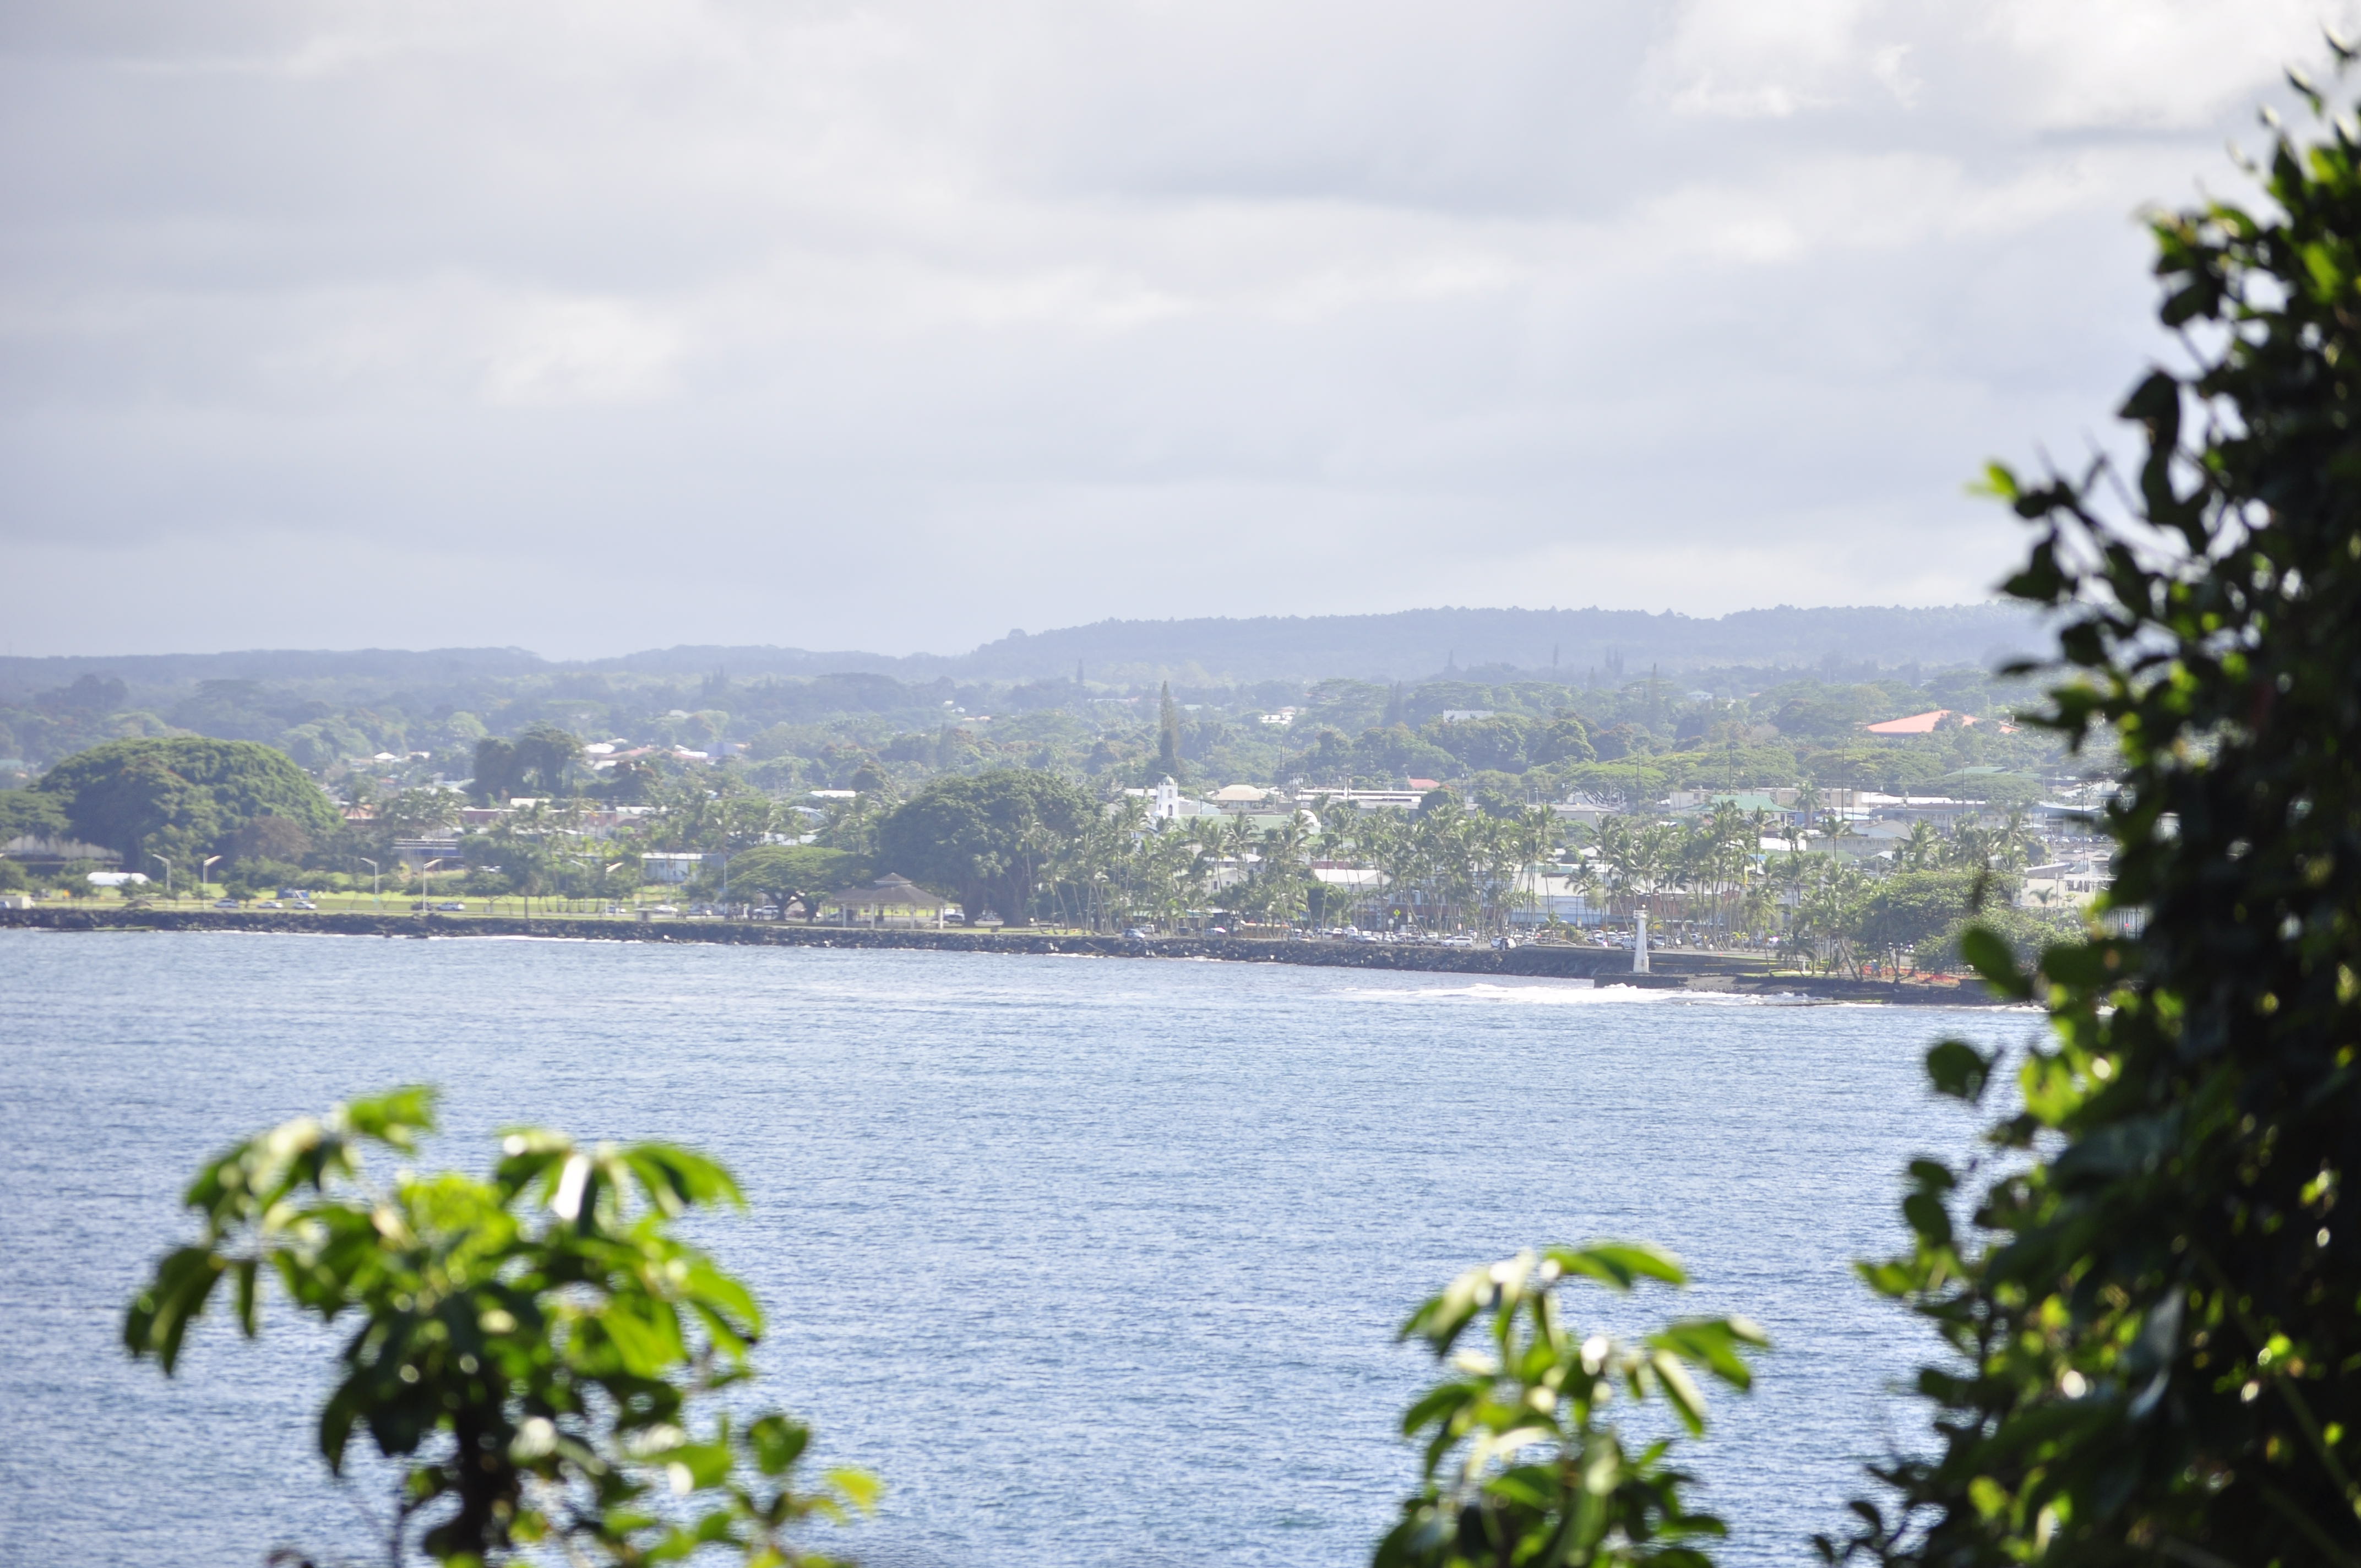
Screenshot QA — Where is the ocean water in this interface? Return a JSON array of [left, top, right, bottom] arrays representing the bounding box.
[[0, 930, 2031, 1566]]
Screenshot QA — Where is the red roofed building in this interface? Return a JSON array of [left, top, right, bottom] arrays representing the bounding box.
[[1864, 709, 1977, 736]]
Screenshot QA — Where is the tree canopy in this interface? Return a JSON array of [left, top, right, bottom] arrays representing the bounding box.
[[0, 787, 69, 843], [35, 737, 343, 869], [471, 725, 584, 803], [874, 769, 1095, 927], [721, 844, 869, 911]]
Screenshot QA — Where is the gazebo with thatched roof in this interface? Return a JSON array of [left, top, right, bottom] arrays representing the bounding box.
[[826, 873, 951, 928]]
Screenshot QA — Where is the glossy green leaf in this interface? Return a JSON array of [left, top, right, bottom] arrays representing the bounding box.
[[122, 1090, 863, 1568]]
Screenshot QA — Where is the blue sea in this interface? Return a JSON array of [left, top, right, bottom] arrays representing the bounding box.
[[0, 930, 2026, 1565]]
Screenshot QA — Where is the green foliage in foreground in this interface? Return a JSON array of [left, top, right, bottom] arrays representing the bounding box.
[[124, 1088, 874, 1567], [1383, 1245, 1764, 1568], [1826, 64, 2361, 1568]]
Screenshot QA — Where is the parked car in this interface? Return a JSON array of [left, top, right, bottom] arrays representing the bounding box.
[[1123, 927, 1151, 940], [212, 898, 240, 910], [258, 900, 283, 908], [435, 901, 466, 912], [293, 900, 318, 911]]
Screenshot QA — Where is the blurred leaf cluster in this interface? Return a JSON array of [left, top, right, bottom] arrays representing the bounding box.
[[1380, 1244, 1764, 1568], [1827, 53, 2361, 1568], [124, 1088, 874, 1567]]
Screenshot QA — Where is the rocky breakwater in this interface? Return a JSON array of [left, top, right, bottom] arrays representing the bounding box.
[[0, 906, 2000, 1001]]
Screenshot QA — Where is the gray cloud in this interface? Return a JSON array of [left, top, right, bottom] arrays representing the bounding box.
[[0, 0, 2342, 657]]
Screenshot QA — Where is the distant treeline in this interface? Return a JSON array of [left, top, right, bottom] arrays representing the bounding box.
[[0, 602, 2044, 699], [0, 655, 2074, 808]]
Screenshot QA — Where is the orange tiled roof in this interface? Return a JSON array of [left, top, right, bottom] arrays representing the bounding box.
[[1864, 709, 1977, 735]]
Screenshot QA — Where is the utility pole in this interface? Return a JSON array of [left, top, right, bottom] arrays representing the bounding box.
[[151, 854, 171, 900]]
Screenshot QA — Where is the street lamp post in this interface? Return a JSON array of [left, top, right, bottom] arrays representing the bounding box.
[[358, 857, 379, 907], [150, 854, 171, 901], [203, 854, 222, 901], [418, 857, 454, 914]]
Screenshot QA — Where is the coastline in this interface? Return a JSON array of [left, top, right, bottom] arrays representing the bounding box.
[[0, 906, 2010, 1005]]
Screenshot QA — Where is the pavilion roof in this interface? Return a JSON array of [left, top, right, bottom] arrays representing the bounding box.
[[833, 873, 947, 907]]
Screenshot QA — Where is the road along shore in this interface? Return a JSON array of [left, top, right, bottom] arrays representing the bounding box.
[[0, 906, 2012, 1006]]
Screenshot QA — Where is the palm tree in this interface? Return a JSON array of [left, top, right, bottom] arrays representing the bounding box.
[[1898, 820, 1943, 872], [1595, 815, 1644, 925], [1317, 808, 1359, 864], [1253, 812, 1314, 928], [377, 788, 455, 836], [1993, 807, 2040, 873]]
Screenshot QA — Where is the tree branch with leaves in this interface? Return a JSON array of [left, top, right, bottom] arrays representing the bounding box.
[[124, 1088, 875, 1567]]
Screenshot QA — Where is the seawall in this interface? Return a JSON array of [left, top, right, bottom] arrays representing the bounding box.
[[0, 907, 2009, 1005]]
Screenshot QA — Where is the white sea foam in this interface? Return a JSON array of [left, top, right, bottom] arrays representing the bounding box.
[[1335, 980, 1816, 1006]]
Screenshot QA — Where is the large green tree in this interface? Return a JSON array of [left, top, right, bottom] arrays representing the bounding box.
[[874, 769, 1094, 927], [1833, 63, 2361, 1567], [472, 726, 583, 803], [0, 787, 69, 844], [1850, 870, 1982, 962], [720, 845, 870, 915], [36, 737, 342, 870]]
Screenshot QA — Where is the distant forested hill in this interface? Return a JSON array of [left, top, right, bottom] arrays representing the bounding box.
[[563, 603, 2043, 685], [0, 646, 548, 699], [0, 602, 2044, 704], [936, 603, 2046, 683]]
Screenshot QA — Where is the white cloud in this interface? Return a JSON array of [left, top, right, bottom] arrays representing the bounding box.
[[1978, 0, 2349, 130], [481, 298, 679, 406], [0, 0, 2347, 657], [1655, 0, 1890, 119]]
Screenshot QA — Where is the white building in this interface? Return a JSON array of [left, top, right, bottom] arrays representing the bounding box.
[[2019, 857, 2113, 911], [1302, 787, 1425, 810], [1124, 778, 1228, 821]]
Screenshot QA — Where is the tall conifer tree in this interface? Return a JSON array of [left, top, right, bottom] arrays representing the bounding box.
[[1157, 683, 1182, 775]]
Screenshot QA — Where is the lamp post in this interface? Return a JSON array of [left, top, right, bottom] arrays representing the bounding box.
[[418, 857, 453, 915], [358, 857, 379, 907], [150, 854, 171, 901], [203, 854, 222, 901], [562, 853, 628, 918]]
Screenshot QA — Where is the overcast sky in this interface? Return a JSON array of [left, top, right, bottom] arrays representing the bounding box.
[[0, 1, 2343, 659]]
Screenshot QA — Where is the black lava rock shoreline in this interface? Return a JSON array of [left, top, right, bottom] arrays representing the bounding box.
[[0, 906, 2010, 1005]]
